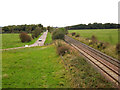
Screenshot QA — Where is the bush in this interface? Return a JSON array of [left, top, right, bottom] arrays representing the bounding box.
[[91, 35, 97, 44], [116, 43, 120, 54], [71, 32, 76, 36], [52, 29, 65, 40], [86, 38, 90, 40], [57, 46, 70, 56], [75, 34, 80, 37], [32, 27, 41, 38], [19, 32, 32, 42], [55, 40, 63, 48], [59, 28, 68, 35], [97, 42, 108, 49]]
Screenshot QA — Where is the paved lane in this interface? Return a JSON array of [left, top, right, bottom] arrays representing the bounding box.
[[29, 30, 48, 47]]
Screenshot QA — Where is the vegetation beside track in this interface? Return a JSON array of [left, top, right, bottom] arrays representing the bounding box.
[[54, 40, 115, 88], [68, 29, 119, 60]]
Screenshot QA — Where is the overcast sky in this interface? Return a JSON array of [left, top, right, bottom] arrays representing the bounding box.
[[0, 0, 119, 27]]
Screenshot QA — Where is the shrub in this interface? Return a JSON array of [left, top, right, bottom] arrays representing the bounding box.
[[19, 32, 32, 42], [71, 32, 76, 36], [59, 28, 68, 35], [97, 42, 104, 49], [56, 41, 63, 48], [88, 40, 92, 45], [116, 43, 120, 54], [86, 38, 90, 40], [75, 34, 80, 37], [52, 29, 65, 40], [32, 27, 41, 38], [97, 42, 109, 49], [91, 35, 97, 44], [57, 46, 70, 56]]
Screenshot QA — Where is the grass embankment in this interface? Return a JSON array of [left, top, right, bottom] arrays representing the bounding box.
[[68, 29, 118, 60], [69, 29, 118, 45], [0, 34, 2, 49], [2, 33, 42, 49], [2, 45, 71, 88], [55, 40, 115, 88], [44, 32, 52, 44]]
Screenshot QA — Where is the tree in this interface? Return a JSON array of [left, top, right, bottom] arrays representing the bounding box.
[[52, 28, 66, 40], [2, 26, 10, 33], [32, 27, 41, 38], [19, 32, 32, 42]]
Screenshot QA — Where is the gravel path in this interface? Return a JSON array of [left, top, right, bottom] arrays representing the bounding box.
[[2, 30, 48, 50]]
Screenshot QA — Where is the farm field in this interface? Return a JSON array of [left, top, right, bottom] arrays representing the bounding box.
[[2, 45, 71, 88], [2, 32, 116, 88], [2, 33, 42, 49], [45, 32, 52, 44], [68, 29, 118, 45]]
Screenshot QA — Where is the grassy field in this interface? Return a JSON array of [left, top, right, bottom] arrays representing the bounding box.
[[2, 39, 115, 88], [2, 33, 42, 49], [45, 32, 52, 44], [69, 29, 118, 45], [68, 29, 118, 60], [2, 45, 71, 88], [0, 34, 1, 53]]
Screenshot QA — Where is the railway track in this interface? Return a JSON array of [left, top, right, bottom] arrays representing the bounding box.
[[64, 35, 120, 87]]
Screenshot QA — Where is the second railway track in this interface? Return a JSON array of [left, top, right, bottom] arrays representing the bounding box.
[[64, 35, 120, 87]]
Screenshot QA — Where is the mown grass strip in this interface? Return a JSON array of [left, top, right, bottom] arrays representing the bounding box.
[[44, 32, 52, 44]]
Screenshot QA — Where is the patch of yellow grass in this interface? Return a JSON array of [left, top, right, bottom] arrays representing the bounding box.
[[3, 74, 9, 78]]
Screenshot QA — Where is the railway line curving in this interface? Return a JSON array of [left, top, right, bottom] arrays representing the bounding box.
[[65, 35, 120, 87]]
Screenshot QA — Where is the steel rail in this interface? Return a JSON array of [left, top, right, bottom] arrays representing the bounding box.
[[64, 35, 120, 86]]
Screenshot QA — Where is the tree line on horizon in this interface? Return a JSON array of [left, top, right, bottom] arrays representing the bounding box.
[[2, 23, 120, 33], [2, 24, 46, 33], [66, 23, 120, 30]]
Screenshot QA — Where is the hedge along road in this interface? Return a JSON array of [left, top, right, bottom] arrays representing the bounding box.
[[2, 30, 48, 50]]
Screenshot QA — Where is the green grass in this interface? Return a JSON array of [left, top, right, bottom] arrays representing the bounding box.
[[2, 45, 71, 88], [68, 29, 118, 60], [63, 54, 114, 88], [2, 33, 42, 49], [0, 34, 2, 49], [69, 29, 118, 45], [45, 32, 52, 44]]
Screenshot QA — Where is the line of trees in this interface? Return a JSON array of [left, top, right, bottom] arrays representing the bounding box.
[[2, 24, 46, 33], [66, 23, 120, 30]]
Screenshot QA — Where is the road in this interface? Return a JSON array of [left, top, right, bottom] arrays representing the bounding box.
[[29, 30, 48, 47], [2, 30, 48, 50]]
